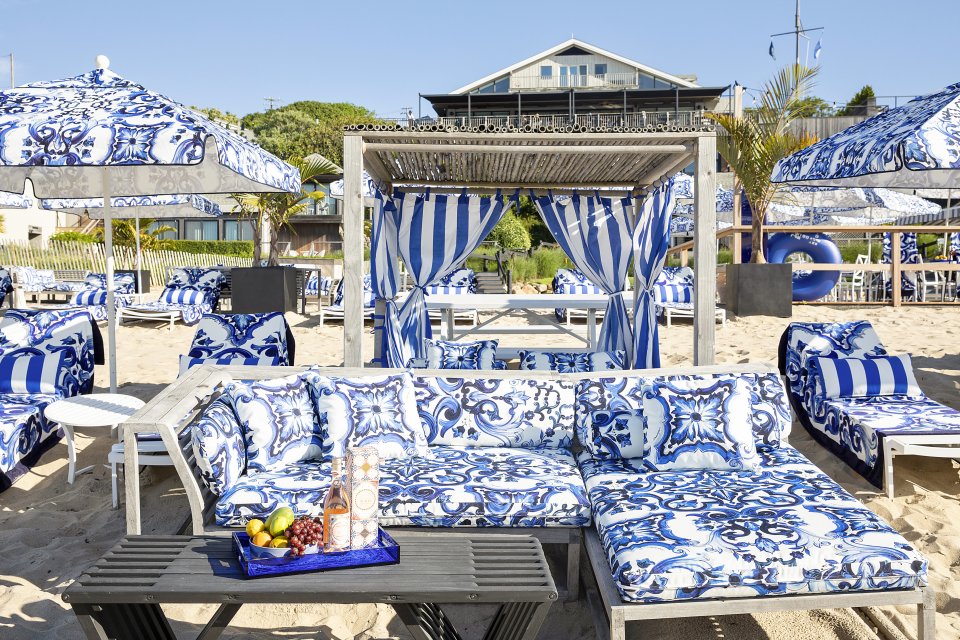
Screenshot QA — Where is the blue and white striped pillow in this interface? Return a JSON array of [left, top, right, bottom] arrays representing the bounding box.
[[0, 352, 66, 394], [71, 289, 108, 306], [179, 355, 282, 377], [811, 354, 922, 399], [654, 283, 692, 304], [160, 287, 205, 306]]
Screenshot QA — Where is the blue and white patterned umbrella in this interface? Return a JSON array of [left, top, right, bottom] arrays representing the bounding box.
[[0, 57, 300, 390], [0, 191, 31, 208], [41, 193, 222, 218], [772, 82, 960, 187]]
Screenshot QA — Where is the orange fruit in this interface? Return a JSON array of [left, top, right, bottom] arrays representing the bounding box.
[[245, 519, 265, 538], [251, 531, 272, 548]]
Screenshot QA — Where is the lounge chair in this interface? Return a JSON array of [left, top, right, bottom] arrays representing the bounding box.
[[425, 267, 479, 327], [654, 266, 726, 327], [781, 319, 960, 498], [0, 269, 12, 309], [577, 366, 933, 640], [0, 309, 101, 490], [304, 271, 333, 306], [119, 267, 225, 330], [552, 268, 604, 324], [317, 274, 374, 326], [63, 272, 137, 323]]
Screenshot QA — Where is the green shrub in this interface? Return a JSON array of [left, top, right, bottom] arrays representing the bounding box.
[[50, 231, 97, 244], [489, 212, 531, 250], [167, 240, 254, 257], [506, 247, 574, 283], [507, 255, 538, 282]]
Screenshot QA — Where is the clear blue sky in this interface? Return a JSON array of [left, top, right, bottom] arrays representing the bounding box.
[[1, 0, 956, 118]]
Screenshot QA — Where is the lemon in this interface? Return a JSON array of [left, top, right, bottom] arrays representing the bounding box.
[[269, 536, 289, 548], [245, 519, 265, 538]]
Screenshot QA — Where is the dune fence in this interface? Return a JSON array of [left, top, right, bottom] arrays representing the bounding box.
[[0, 240, 249, 287]]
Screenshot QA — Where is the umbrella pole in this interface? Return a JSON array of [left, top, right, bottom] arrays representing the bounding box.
[[134, 215, 142, 294], [102, 169, 117, 392]]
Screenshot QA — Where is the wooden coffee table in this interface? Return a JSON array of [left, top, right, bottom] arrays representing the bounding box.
[[62, 531, 557, 640]]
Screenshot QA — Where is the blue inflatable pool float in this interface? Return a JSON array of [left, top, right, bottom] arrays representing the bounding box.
[[767, 233, 842, 302]]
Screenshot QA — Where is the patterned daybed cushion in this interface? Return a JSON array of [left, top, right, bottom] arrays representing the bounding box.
[[421, 339, 499, 370], [123, 267, 226, 325], [778, 320, 952, 487], [552, 268, 603, 322], [518, 350, 624, 373], [0, 393, 63, 483], [83, 272, 136, 295], [180, 312, 294, 375], [578, 444, 927, 603], [424, 267, 477, 295], [216, 446, 590, 528]]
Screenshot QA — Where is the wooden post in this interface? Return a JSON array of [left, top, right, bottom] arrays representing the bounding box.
[[693, 134, 717, 365], [342, 135, 365, 367], [891, 231, 902, 307], [730, 85, 744, 266]]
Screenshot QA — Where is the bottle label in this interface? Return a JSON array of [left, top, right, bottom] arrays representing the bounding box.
[[328, 513, 351, 550]]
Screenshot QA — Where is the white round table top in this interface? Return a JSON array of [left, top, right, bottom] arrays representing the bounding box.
[[44, 393, 146, 428]]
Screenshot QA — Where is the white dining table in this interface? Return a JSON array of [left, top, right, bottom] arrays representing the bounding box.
[[422, 293, 609, 354]]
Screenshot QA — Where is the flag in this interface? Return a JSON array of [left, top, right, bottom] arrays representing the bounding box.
[[769, 41, 776, 60], [813, 38, 823, 60]]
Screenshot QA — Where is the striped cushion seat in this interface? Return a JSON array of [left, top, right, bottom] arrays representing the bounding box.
[[654, 283, 692, 304], [71, 289, 108, 306], [159, 287, 205, 306], [0, 352, 65, 394], [179, 355, 282, 377], [811, 354, 922, 399]]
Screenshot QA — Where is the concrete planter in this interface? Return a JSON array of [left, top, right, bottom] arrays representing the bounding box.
[[230, 267, 298, 314], [720, 263, 793, 318]]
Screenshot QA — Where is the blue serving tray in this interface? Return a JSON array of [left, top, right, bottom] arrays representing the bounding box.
[[233, 528, 400, 578]]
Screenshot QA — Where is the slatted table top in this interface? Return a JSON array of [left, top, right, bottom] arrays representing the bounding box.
[[62, 532, 557, 606]]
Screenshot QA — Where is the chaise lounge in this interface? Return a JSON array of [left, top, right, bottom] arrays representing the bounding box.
[[119, 267, 226, 329]]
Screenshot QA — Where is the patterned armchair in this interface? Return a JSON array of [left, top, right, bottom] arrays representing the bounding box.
[[179, 313, 295, 376], [0, 309, 101, 489], [119, 267, 226, 329]]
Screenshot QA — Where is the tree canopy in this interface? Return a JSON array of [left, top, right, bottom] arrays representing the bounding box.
[[792, 95, 835, 118], [241, 102, 384, 164], [837, 85, 876, 116]]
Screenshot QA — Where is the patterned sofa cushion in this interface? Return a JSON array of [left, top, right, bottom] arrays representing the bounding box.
[[413, 374, 575, 449], [191, 396, 246, 495], [0, 393, 61, 476], [518, 350, 624, 373], [311, 372, 428, 460], [0, 352, 66, 395], [84, 272, 136, 295], [227, 372, 323, 473], [423, 339, 499, 370], [578, 446, 927, 603], [810, 354, 921, 399], [642, 376, 760, 471], [215, 446, 590, 528], [186, 313, 292, 365]]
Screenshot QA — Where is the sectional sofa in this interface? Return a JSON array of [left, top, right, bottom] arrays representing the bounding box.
[[121, 363, 935, 637]]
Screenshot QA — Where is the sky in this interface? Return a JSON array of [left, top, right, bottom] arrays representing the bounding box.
[[0, 0, 956, 119]]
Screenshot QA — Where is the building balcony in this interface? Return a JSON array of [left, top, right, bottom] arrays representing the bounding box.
[[374, 110, 708, 132], [509, 71, 642, 91]]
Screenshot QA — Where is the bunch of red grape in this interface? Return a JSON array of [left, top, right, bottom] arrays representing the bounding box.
[[285, 516, 323, 557]]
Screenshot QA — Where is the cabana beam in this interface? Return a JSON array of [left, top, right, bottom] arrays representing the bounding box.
[[342, 135, 365, 367], [365, 143, 689, 155], [693, 135, 717, 365]]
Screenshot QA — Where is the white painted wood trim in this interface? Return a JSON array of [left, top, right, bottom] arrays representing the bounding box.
[[692, 134, 717, 365], [342, 134, 366, 368]]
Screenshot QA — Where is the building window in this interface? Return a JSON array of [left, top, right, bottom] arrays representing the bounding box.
[[560, 65, 587, 87], [224, 220, 255, 242], [184, 220, 218, 241], [594, 63, 607, 76], [475, 76, 509, 94], [540, 65, 552, 78], [147, 220, 177, 240]]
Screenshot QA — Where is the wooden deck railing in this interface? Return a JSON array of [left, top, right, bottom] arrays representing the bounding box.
[[667, 226, 960, 307]]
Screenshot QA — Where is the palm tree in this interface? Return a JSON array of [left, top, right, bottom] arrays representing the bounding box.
[[707, 65, 819, 263], [94, 218, 176, 250], [233, 154, 341, 265]]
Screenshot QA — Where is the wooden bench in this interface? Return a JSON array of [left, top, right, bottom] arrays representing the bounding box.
[[62, 532, 557, 640]]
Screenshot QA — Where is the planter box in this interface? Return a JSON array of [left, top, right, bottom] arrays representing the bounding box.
[[230, 267, 298, 314], [721, 263, 793, 318], [116, 270, 151, 294]]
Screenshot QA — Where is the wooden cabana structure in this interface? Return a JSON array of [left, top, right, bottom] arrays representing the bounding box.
[[339, 125, 718, 367]]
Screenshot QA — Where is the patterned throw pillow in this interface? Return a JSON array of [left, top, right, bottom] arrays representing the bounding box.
[[642, 377, 760, 471], [423, 339, 498, 370], [179, 355, 282, 377], [0, 352, 65, 394], [311, 373, 428, 459], [227, 372, 323, 473], [748, 372, 792, 449], [518, 350, 624, 373], [191, 395, 246, 495], [587, 408, 646, 459], [810, 354, 922, 399], [159, 287, 205, 306], [71, 289, 108, 306]]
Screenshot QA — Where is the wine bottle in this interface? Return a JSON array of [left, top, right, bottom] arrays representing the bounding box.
[[323, 457, 351, 552]]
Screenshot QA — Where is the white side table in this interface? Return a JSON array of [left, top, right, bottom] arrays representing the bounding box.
[[44, 394, 145, 492]]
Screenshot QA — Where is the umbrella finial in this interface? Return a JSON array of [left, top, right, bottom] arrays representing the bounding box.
[[95, 55, 110, 70]]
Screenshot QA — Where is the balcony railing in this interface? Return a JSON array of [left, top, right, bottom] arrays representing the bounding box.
[[361, 110, 708, 133], [510, 72, 640, 91]]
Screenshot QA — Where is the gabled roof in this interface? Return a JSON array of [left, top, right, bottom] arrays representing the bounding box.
[[451, 38, 699, 95]]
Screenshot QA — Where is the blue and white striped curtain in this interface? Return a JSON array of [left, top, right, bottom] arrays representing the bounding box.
[[370, 190, 404, 367], [632, 180, 677, 369], [392, 190, 510, 365], [532, 192, 635, 356]]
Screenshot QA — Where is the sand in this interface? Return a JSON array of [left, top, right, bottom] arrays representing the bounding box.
[[1, 304, 958, 639]]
